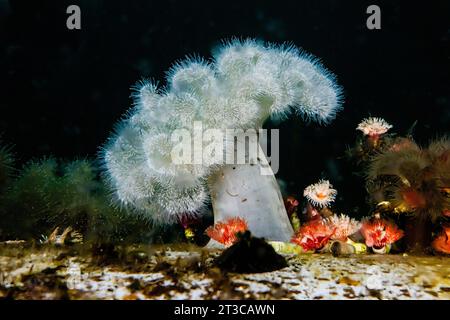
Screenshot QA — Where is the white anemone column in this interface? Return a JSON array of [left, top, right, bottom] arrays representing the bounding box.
[[206, 132, 293, 248]]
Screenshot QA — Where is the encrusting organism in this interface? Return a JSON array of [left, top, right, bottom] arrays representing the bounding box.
[[206, 217, 248, 247], [284, 195, 301, 232], [284, 196, 300, 215], [102, 39, 343, 243]]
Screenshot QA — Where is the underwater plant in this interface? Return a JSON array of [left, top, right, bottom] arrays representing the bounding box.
[[0, 142, 14, 194], [291, 219, 335, 252], [360, 217, 404, 253], [102, 39, 343, 243], [48, 159, 129, 242], [205, 217, 248, 247], [0, 158, 61, 239], [0, 158, 181, 243]]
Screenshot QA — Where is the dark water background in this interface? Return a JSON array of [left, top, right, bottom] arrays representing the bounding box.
[[0, 0, 449, 215]]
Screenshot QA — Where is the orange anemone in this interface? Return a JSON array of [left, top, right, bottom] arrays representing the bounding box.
[[432, 227, 450, 254], [291, 219, 335, 251], [361, 218, 404, 249], [206, 217, 248, 246]]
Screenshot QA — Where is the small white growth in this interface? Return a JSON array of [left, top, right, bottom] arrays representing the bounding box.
[[357, 117, 392, 137], [102, 39, 343, 223], [303, 179, 337, 208], [325, 214, 361, 240]]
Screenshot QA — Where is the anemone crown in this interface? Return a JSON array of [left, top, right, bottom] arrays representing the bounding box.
[[357, 117, 392, 137], [432, 227, 450, 254], [205, 217, 248, 246], [325, 214, 361, 241], [102, 39, 343, 224], [291, 220, 335, 251], [303, 179, 337, 208], [360, 218, 403, 249]]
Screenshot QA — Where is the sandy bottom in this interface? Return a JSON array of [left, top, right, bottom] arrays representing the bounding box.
[[1, 242, 449, 300]]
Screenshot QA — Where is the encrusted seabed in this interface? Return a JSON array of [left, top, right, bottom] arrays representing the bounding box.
[[1, 242, 449, 300]]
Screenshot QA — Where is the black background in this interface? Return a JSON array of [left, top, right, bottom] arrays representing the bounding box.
[[1, 299, 447, 317], [0, 0, 449, 214]]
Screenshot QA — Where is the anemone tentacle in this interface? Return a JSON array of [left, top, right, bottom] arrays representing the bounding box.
[[102, 39, 343, 223]]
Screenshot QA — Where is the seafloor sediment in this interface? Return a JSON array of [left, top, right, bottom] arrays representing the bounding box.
[[0, 242, 449, 300]]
